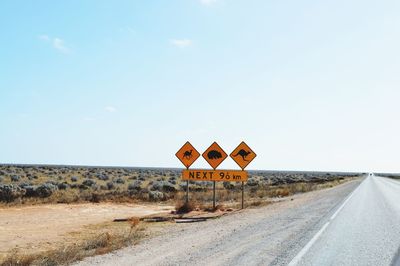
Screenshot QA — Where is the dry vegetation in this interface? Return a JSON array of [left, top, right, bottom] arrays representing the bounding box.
[[0, 218, 147, 266], [377, 173, 400, 180], [0, 164, 362, 207]]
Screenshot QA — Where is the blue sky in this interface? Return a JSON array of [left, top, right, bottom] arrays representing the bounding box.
[[1, 0, 400, 172]]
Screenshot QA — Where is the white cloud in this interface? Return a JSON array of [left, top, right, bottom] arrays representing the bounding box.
[[52, 38, 70, 53], [200, 0, 217, 6], [170, 39, 192, 48], [105, 106, 117, 113], [38, 34, 71, 54]]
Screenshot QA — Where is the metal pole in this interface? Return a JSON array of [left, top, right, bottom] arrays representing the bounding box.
[[186, 167, 189, 203], [241, 181, 244, 209], [241, 167, 245, 209], [213, 181, 216, 209], [186, 180, 189, 203]]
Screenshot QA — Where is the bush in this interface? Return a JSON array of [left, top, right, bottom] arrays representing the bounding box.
[[36, 183, 58, 198], [106, 181, 115, 190], [175, 201, 194, 214], [71, 176, 78, 182], [128, 181, 142, 191], [148, 191, 165, 201], [0, 184, 25, 202], [114, 177, 125, 184], [96, 174, 109, 181], [82, 179, 96, 187], [162, 182, 176, 192], [10, 175, 21, 182], [223, 181, 235, 190], [58, 182, 69, 190], [247, 178, 259, 187], [150, 181, 176, 192], [24, 185, 38, 197]]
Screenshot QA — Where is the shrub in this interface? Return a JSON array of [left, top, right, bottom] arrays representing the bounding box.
[[247, 178, 259, 187], [175, 201, 194, 214], [162, 181, 176, 192], [114, 177, 125, 184], [96, 174, 109, 181], [0, 184, 25, 202], [223, 182, 235, 190], [10, 175, 21, 182], [19, 182, 33, 188], [128, 181, 142, 191], [24, 185, 38, 197], [148, 191, 165, 201], [150, 181, 176, 192], [36, 183, 58, 198], [58, 182, 69, 190], [106, 181, 115, 190], [82, 179, 96, 187], [71, 176, 78, 182]]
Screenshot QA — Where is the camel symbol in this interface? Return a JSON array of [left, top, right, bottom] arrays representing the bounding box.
[[233, 149, 251, 161], [183, 150, 193, 160], [207, 150, 222, 160]]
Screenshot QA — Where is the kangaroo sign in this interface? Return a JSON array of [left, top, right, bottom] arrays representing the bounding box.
[[202, 142, 228, 169], [230, 141, 257, 170], [175, 141, 200, 168]]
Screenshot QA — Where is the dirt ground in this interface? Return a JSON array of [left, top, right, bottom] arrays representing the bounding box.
[[0, 203, 173, 257]]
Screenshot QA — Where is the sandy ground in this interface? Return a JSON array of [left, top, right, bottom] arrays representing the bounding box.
[[75, 180, 362, 266], [0, 203, 173, 256]]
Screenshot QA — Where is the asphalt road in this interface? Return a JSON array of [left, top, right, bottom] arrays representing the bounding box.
[[290, 175, 400, 266], [74, 176, 400, 266]]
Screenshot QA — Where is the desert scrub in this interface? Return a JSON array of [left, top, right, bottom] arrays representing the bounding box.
[[0, 221, 146, 266], [0, 164, 362, 206]]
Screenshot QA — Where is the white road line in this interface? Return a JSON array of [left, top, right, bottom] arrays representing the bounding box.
[[287, 177, 365, 266], [330, 182, 361, 220], [288, 222, 330, 266]]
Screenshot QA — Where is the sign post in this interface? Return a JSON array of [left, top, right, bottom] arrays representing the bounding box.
[[202, 142, 227, 209], [176, 141, 256, 210], [175, 141, 200, 203], [230, 141, 257, 209]]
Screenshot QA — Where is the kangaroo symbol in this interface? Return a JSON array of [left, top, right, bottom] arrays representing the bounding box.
[[207, 150, 222, 160], [233, 149, 251, 161], [183, 150, 193, 160]]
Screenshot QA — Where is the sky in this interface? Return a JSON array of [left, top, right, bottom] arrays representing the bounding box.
[[1, 0, 400, 173]]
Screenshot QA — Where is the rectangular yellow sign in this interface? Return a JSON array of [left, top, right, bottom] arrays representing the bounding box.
[[182, 169, 248, 182]]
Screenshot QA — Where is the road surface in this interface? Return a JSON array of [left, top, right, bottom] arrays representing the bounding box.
[[75, 176, 400, 266], [290, 175, 400, 266]]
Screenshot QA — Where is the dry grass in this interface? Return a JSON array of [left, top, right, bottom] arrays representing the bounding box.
[[0, 222, 146, 266], [173, 177, 357, 211], [175, 200, 195, 214]]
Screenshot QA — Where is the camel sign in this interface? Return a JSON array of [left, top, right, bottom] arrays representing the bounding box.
[[202, 142, 228, 170], [175, 141, 200, 168], [230, 141, 257, 170]]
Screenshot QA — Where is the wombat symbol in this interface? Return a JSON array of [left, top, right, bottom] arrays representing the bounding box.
[[207, 150, 222, 160], [183, 150, 192, 160]]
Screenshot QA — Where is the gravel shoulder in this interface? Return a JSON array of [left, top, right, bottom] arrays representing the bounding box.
[[0, 203, 172, 257], [74, 179, 361, 266]]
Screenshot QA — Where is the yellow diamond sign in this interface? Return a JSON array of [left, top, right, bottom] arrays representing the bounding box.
[[230, 141, 256, 170], [175, 141, 200, 168]]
